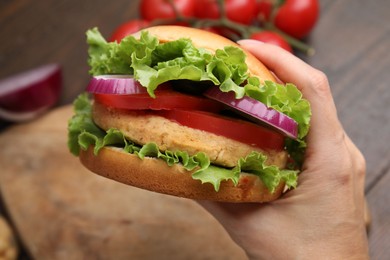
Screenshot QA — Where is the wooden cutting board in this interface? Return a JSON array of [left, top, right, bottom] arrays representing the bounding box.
[[0, 106, 246, 260]]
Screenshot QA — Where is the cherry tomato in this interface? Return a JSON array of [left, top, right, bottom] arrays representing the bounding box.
[[158, 109, 285, 150], [274, 0, 319, 39], [110, 20, 149, 42], [140, 0, 196, 21], [256, 0, 319, 39], [250, 31, 292, 52], [94, 90, 223, 112], [194, 0, 257, 25], [255, 0, 273, 22]]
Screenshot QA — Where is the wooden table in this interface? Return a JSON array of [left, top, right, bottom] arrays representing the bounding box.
[[1, 0, 389, 259]]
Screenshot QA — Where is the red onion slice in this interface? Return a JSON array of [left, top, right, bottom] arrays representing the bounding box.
[[87, 75, 148, 94], [0, 64, 62, 122], [0, 106, 51, 122], [204, 87, 298, 139]]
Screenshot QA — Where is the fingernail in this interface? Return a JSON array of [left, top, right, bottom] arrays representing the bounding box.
[[237, 39, 264, 45]]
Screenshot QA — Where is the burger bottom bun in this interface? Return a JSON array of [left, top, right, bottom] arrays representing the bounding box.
[[79, 146, 285, 203]]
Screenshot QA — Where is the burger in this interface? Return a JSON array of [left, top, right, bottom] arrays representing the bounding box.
[[68, 26, 311, 203]]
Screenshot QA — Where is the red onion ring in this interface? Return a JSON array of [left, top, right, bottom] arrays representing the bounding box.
[[86, 75, 149, 94], [204, 87, 298, 139], [0, 64, 62, 122]]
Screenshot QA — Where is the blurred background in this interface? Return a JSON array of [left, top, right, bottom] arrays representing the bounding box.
[[0, 0, 389, 259]]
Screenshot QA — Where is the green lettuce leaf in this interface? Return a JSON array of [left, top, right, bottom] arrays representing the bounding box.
[[235, 151, 298, 193], [67, 94, 297, 192], [67, 93, 104, 156]]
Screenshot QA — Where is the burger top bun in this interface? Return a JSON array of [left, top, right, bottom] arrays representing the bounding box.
[[135, 26, 276, 82]]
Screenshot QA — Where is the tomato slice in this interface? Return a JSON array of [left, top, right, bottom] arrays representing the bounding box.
[[157, 109, 285, 151], [94, 91, 224, 112]]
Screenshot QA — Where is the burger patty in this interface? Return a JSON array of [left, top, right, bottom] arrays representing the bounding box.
[[92, 101, 288, 168]]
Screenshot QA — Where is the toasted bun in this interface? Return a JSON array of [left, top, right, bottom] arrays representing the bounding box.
[[81, 26, 286, 202], [80, 147, 285, 203], [135, 26, 276, 82]]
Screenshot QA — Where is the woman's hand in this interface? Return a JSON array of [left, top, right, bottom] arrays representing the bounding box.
[[198, 40, 369, 259]]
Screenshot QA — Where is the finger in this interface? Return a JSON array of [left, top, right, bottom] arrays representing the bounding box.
[[239, 40, 325, 97], [238, 40, 343, 146]]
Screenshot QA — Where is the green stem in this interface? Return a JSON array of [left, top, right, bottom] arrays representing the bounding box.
[[168, 0, 183, 20], [281, 31, 315, 56], [217, 0, 227, 20]]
